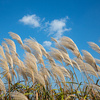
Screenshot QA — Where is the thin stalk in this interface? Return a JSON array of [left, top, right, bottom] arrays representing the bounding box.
[[72, 67, 82, 92], [8, 80, 11, 100], [36, 91, 38, 100]]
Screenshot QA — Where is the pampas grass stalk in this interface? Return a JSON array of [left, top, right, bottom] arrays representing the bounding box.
[[0, 32, 100, 99]]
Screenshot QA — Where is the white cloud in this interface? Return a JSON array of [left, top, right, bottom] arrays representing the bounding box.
[[43, 41, 52, 47], [19, 15, 71, 40], [50, 20, 66, 32], [19, 14, 40, 28], [46, 16, 71, 39]]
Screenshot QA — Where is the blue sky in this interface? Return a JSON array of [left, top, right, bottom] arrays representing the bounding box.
[[0, 0, 100, 59]]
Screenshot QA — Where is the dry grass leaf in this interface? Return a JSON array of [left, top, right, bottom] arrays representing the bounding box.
[[4, 39, 16, 53], [11, 91, 28, 100], [82, 50, 98, 71], [2, 42, 9, 53], [0, 79, 6, 94], [9, 32, 23, 45], [88, 42, 100, 54]]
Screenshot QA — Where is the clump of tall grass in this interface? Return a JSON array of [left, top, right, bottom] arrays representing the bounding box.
[[0, 32, 100, 100]]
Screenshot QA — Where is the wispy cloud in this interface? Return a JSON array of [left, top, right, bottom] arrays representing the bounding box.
[[43, 41, 52, 47], [46, 16, 71, 39], [19, 14, 40, 28], [19, 15, 71, 47]]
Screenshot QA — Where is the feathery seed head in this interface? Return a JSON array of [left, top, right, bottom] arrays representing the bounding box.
[[2, 42, 9, 53], [11, 92, 28, 100], [4, 39, 16, 53], [0, 79, 6, 94], [82, 50, 98, 71], [88, 42, 100, 54], [9, 32, 23, 45]]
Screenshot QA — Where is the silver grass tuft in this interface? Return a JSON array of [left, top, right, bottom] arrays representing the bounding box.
[[2, 42, 9, 53], [82, 50, 98, 71], [11, 91, 28, 100], [22, 44, 31, 53], [0, 79, 6, 94], [24, 38, 42, 56], [51, 65, 65, 83], [88, 42, 100, 54], [50, 48, 64, 63], [71, 59, 81, 72], [9, 32, 23, 45], [84, 63, 98, 77], [24, 67, 34, 83], [0, 46, 6, 59], [4, 39, 16, 53], [24, 52, 38, 73], [34, 73, 45, 87], [51, 37, 58, 43], [39, 44, 48, 57], [60, 50, 73, 66], [95, 58, 100, 65], [5, 52, 13, 69], [75, 58, 98, 77], [59, 36, 82, 59], [60, 36, 78, 50], [47, 53, 56, 66], [55, 43, 67, 54], [59, 66, 71, 78]]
